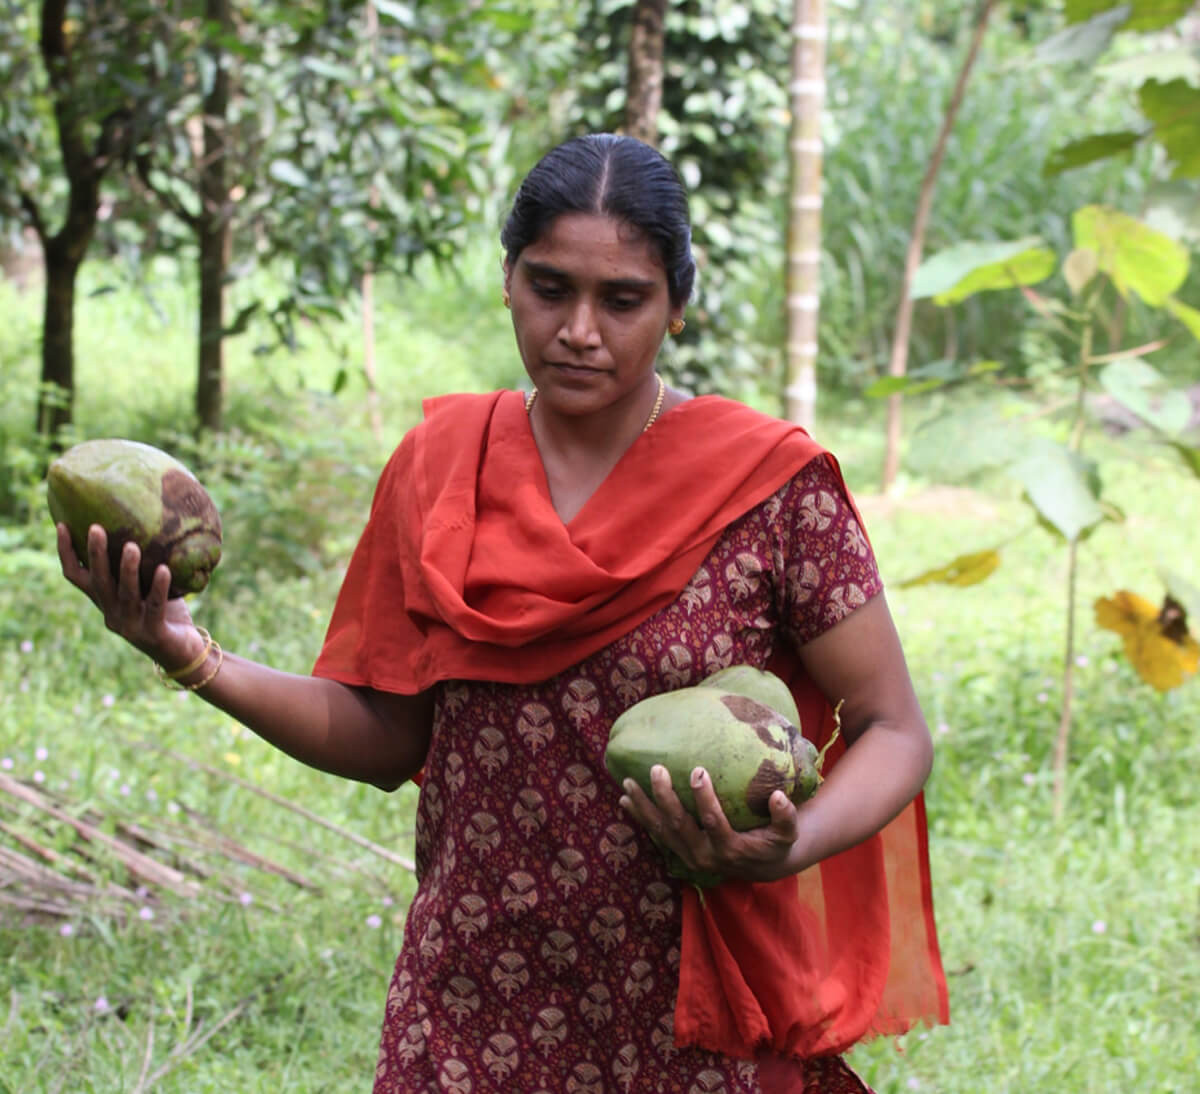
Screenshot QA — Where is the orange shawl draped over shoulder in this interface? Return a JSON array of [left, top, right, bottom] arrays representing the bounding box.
[[313, 389, 949, 1063]]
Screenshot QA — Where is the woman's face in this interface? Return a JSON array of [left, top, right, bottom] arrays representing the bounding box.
[[504, 213, 683, 421]]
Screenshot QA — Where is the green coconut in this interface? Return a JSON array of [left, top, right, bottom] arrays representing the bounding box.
[[699, 664, 803, 727], [48, 439, 222, 598], [606, 684, 822, 827]]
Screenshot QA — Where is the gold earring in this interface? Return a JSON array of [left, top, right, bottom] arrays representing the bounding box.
[[668, 318, 685, 336], [502, 290, 511, 310]]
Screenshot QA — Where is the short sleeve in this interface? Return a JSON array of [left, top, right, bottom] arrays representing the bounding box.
[[772, 456, 882, 647]]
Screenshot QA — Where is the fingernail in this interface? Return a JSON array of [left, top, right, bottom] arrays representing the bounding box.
[[651, 765, 665, 779], [691, 768, 705, 788], [623, 779, 635, 794]]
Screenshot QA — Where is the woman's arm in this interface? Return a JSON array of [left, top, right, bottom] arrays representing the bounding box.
[[58, 524, 434, 791], [619, 592, 932, 882]]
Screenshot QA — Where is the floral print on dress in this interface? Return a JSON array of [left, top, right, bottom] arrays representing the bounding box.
[[374, 457, 882, 1094]]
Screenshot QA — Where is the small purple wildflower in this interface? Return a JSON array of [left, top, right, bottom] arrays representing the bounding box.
[[365, 914, 383, 929], [138, 906, 155, 921], [59, 923, 75, 937], [20, 639, 33, 653], [101, 694, 115, 708]]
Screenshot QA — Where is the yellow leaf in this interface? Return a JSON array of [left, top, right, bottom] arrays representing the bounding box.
[[1095, 590, 1199, 691], [223, 752, 242, 767], [1094, 590, 1158, 638], [899, 550, 1001, 589]]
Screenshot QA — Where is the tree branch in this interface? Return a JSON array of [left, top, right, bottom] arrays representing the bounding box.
[[18, 192, 47, 244], [135, 152, 201, 231]]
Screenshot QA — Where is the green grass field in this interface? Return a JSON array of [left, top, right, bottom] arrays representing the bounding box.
[[2, 258, 1198, 1092]]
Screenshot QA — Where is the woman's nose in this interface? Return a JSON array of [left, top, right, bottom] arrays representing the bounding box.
[[558, 298, 602, 349]]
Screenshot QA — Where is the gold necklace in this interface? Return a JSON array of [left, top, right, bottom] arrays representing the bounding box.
[[525, 374, 666, 433]]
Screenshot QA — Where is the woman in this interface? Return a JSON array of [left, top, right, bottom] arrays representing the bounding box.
[[58, 134, 947, 1092]]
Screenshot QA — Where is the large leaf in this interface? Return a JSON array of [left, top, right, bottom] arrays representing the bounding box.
[[1072, 205, 1189, 305], [1138, 79, 1200, 178], [1065, 0, 1192, 31], [1098, 358, 1194, 434], [906, 400, 1029, 482], [1043, 131, 1141, 177], [911, 238, 1057, 305], [1037, 5, 1130, 64], [1099, 48, 1200, 87], [1012, 439, 1106, 542]]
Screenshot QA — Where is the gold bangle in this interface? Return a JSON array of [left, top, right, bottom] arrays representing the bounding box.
[[180, 641, 223, 691], [155, 639, 223, 692], [159, 627, 213, 680]]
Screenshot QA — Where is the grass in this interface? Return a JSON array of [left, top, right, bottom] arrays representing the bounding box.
[[2, 258, 1198, 1093]]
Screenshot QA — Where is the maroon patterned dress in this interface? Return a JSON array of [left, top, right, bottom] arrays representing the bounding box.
[[373, 458, 883, 1094]]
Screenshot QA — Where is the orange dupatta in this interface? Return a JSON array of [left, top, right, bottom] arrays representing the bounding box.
[[312, 389, 949, 1063]]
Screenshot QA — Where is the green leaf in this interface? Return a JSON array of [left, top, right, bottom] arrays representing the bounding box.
[[302, 57, 359, 83], [1099, 48, 1200, 86], [269, 159, 309, 188], [906, 401, 1028, 482], [1165, 440, 1200, 478], [864, 376, 943, 397], [911, 238, 1057, 305], [1037, 5, 1130, 64], [1143, 180, 1200, 245], [372, 0, 415, 26], [1012, 439, 1106, 543], [1065, 0, 1192, 31], [1072, 205, 1189, 305], [1166, 297, 1200, 341], [1043, 131, 1141, 177], [1138, 79, 1200, 177], [1098, 358, 1193, 435]]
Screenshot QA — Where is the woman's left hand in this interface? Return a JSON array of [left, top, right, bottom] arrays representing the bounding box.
[[619, 764, 807, 885]]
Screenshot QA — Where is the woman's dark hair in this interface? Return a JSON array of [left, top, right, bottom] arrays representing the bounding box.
[[501, 134, 696, 308]]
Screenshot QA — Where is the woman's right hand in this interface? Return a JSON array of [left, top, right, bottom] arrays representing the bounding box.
[[56, 522, 206, 674]]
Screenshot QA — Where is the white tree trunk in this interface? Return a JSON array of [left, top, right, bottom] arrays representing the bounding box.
[[785, 0, 825, 431]]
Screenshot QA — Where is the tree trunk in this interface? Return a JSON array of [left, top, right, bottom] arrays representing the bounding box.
[[195, 0, 231, 433], [625, 0, 669, 146], [37, 240, 84, 438], [361, 0, 384, 443], [32, 0, 104, 438], [785, 0, 825, 431], [879, 0, 996, 493]]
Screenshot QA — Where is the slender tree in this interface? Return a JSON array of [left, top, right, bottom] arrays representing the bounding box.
[[784, 0, 825, 430], [196, 0, 231, 432], [624, 0, 669, 146], [880, 0, 996, 492]]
